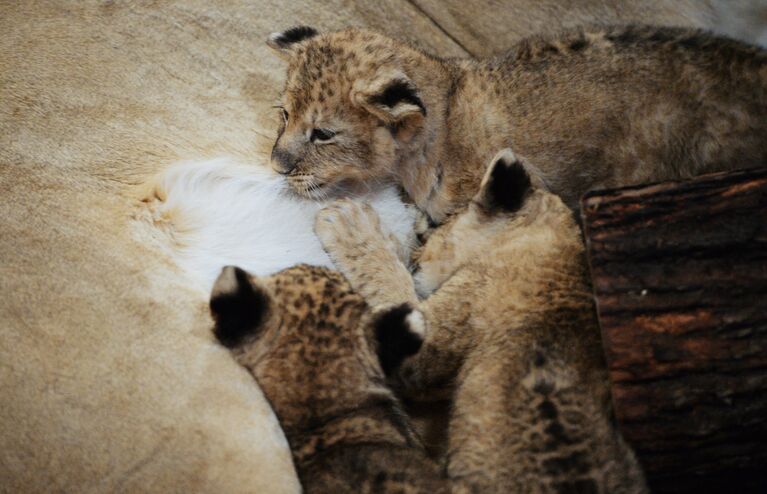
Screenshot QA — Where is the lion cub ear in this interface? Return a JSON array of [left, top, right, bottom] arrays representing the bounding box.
[[475, 148, 548, 213], [371, 304, 426, 376], [210, 266, 271, 348], [353, 71, 426, 124], [266, 26, 319, 60]]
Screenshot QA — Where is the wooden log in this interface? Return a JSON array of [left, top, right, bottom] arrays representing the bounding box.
[[580, 168, 767, 493]]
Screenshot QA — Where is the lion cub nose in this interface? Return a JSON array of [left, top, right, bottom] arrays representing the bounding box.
[[271, 147, 298, 175]]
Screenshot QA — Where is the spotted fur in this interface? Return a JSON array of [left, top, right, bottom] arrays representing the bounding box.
[[210, 264, 447, 493], [270, 25, 767, 221], [315, 150, 648, 493]]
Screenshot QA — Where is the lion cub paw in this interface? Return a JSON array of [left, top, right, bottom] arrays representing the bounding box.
[[316, 199, 419, 306], [315, 198, 401, 265]]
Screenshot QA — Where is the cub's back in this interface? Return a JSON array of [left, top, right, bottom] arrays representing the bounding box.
[[461, 26, 767, 204]]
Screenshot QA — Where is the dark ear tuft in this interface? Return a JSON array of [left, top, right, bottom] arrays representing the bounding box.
[[479, 149, 533, 212], [373, 304, 425, 376], [210, 266, 270, 348], [267, 26, 319, 50], [357, 73, 427, 123], [370, 80, 426, 116]]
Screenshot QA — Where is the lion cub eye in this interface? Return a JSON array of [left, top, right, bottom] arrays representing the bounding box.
[[310, 128, 337, 143], [280, 108, 289, 124]]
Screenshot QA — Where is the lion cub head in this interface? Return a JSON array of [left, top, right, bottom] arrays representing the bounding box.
[[266, 26, 438, 198], [413, 149, 579, 298], [209, 264, 420, 433]]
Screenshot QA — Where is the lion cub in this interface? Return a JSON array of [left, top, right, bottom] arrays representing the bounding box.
[[209, 264, 447, 493], [268, 25, 766, 222], [315, 150, 648, 493]]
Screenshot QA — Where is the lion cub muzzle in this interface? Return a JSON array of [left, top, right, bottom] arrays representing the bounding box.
[[270, 146, 300, 175]]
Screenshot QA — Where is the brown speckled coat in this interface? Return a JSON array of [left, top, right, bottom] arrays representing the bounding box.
[[271, 25, 767, 223], [210, 265, 449, 493]]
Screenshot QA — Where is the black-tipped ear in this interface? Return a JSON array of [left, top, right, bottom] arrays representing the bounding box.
[[372, 304, 425, 376], [267, 26, 319, 58], [210, 266, 270, 348], [477, 149, 541, 213], [355, 72, 426, 123], [369, 80, 426, 117]]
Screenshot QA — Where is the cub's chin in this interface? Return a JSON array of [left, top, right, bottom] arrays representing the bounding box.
[[288, 176, 388, 200], [286, 180, 328, 200]]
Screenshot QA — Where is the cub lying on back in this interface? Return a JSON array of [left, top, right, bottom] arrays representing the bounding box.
[[268, 24, 767, 222], [315, 150, 648, 493], [209, 264, 447, 493]]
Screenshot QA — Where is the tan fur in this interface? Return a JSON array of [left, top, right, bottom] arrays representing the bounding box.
[[3, 1, 763, 491], [315, 150, 648, 493], [272, 25, 767, 222], [0, 2, 466, 492], [412, 0, 767, 57], [210, 265, 449, 493]]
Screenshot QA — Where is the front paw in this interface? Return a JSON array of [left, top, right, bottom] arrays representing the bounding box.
[[316, 199, 415, 305], [315, 199, 385, 259], [316, 198, 374, 239]]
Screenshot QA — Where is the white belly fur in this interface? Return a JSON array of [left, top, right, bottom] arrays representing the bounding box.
[[148, 157, 416, 291]]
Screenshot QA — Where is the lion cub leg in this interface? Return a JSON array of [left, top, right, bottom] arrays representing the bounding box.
[[316, 200, 473, 395], [315, 199, 419, 308], [376, 312, 646, 494]]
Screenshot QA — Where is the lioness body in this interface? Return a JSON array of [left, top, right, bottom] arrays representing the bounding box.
[[315, 151, 647, 492], [271, 25, 767, 222]]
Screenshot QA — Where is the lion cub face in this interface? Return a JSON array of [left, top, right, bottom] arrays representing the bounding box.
[[267, 27, 428, 198], [414, 149, 574, 297], [208, 264, 384, 429]]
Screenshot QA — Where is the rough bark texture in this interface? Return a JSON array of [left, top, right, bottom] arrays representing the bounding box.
[[581, 168, 767, 493]]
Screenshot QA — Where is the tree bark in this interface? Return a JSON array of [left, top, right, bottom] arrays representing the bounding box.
[[580, 168, 767, 493]]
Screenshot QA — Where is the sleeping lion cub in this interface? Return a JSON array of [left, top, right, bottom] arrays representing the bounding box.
[[315, 150, 648, 493], [267, 25, 766, 222], [210, 264, 448, 493]]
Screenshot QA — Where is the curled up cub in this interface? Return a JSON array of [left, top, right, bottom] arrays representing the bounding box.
[[210, 264, 448, 493], [268, 25, 767, 222], [315, 150, 648, 493]]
